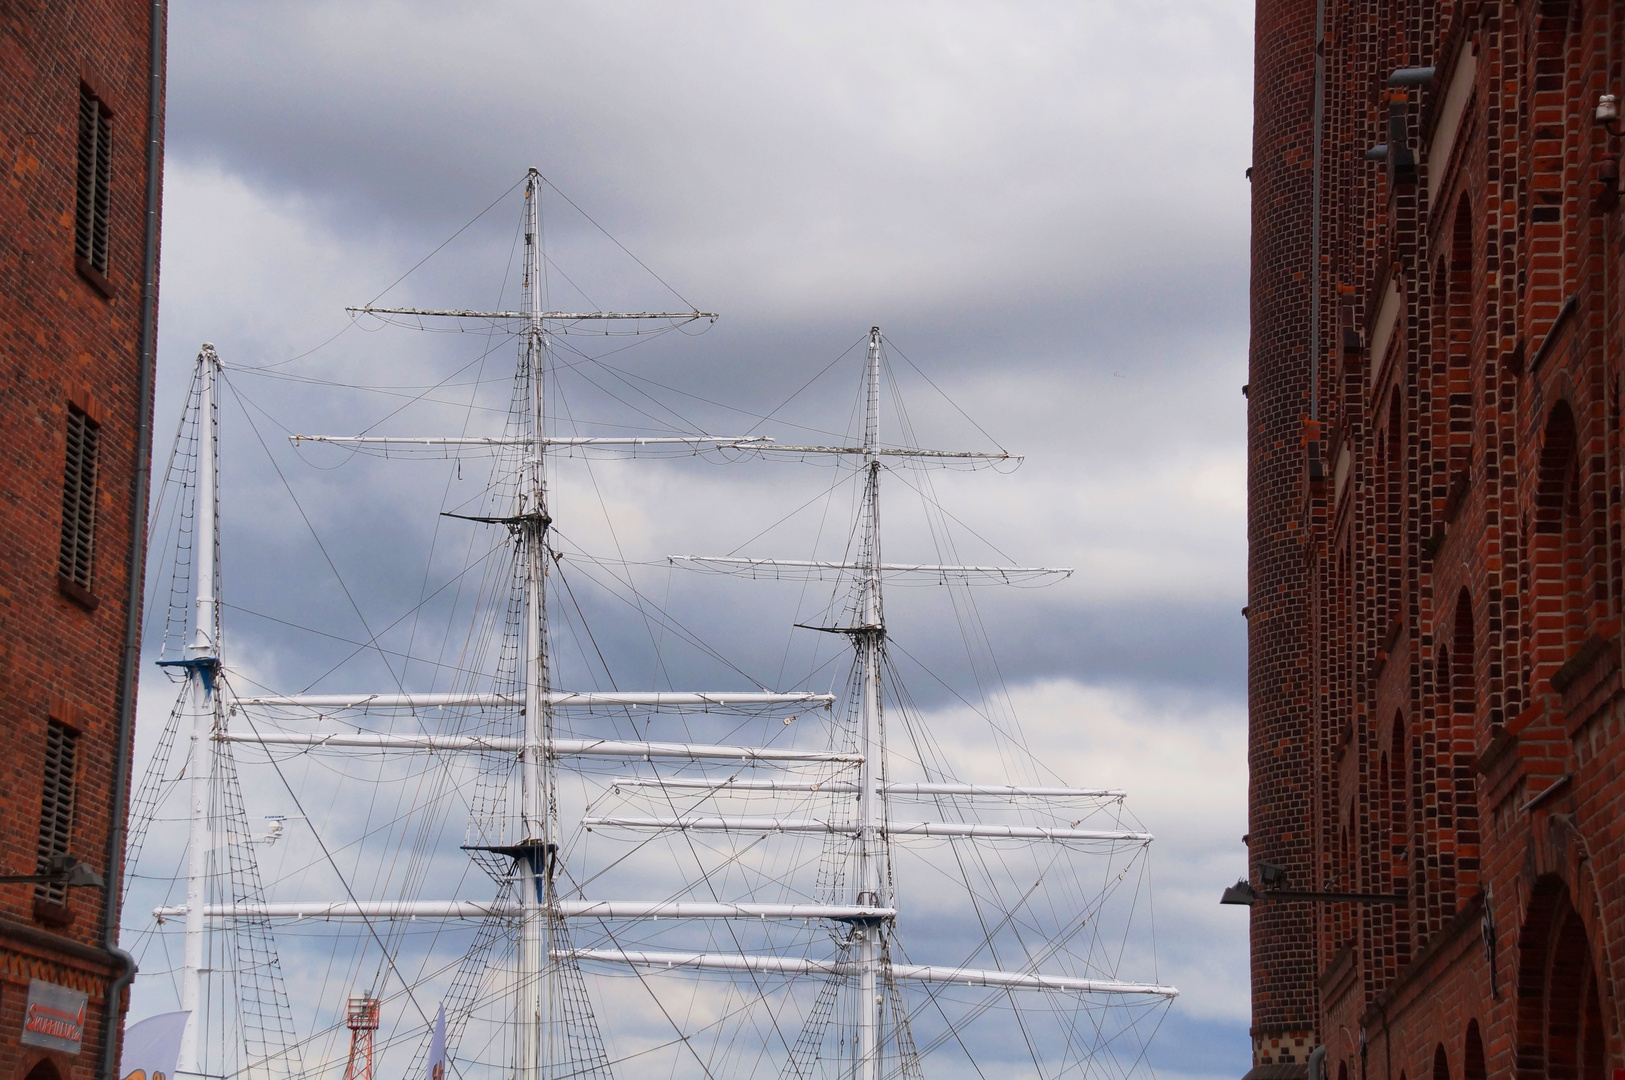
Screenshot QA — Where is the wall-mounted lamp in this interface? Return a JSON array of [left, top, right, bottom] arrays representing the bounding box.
[[0, 853, 105, 889], [1363, 144, 1390, 162], [1218, 860, 1406, 906], [1599, 93, 1620, 131]]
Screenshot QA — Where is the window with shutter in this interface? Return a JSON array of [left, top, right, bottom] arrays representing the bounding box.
[[36, 721, 80, 907], [59, 405, 99, 595], [75, 86, 112, 277]]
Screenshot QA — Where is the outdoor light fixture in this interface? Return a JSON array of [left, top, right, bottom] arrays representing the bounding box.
[[0, 853, 105, 889], [1216, 860, 1406, 906], [1598, 93, 1622, 135], [1364, 144, 1390, 161]]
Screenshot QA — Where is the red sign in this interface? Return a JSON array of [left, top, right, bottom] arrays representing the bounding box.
[[20, 979, 88, 1054]]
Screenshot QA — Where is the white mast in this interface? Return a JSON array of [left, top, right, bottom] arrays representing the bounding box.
[[854, 326, 885, 1080], [517, 168, 552, 1080], [179, 343, 222, 1077]]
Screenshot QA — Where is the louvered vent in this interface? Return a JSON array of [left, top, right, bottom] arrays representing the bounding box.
[[59, 406, 99, 591], [75, 87, 112, 275], [36, 721, 79, 906]]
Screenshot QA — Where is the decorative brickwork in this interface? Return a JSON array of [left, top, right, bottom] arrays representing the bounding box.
[[1250, 1, 1625, 1077], [1, 4, 162, 1080]]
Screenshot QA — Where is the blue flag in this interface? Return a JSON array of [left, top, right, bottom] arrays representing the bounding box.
[[426, 1004, 446, 1080]]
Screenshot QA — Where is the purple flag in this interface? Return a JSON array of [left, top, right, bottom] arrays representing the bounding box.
[[426, 1004, 446, 1080], [119, 1011, 190, 1080]]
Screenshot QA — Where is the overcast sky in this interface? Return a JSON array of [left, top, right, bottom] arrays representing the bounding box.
[[125, 4, 1258, 1078]]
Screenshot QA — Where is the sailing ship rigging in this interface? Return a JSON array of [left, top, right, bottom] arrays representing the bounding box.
[[123, 169, 1176, 1080]]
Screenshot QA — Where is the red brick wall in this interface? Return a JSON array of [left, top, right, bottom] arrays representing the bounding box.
[[1249, 0, 1325, 1069], [0, 2, 161, 1078], [1251, 0, 1625, 1077]]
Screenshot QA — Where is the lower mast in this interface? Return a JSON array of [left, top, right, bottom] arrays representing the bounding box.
[[517, 167, 552, 1080]]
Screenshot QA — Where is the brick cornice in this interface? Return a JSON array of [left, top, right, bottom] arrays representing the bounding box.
[[1360, 891, 1485, 1030], [0, 914, 124, 973]]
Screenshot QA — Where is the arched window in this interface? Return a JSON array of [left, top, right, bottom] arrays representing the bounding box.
[[1452, 589, 1480, 894], [1431, 640, 1460, 917], [1391, 713, 1413, 961], [1438, 642, 1451, 712], [1447, 202, 1473, 474], [1533, 402, 1582, 685], [1516, 875, 1608, 1079], [1385, 393, 1403, 628], [1463, 1019, 1486, 1080], [1526, 2, 1576, 279], [1452, 590, 1476, 716], [1433, 1043, 1451, 1080]]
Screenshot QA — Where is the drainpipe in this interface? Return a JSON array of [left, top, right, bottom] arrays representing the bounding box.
[[1309, 0, 1325, 431], [101, 2, 165, 1078]]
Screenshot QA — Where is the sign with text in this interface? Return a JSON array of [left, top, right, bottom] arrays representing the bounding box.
[[20, 979, 88, 1054]]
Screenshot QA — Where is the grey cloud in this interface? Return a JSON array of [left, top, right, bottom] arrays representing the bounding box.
[[133, 1, 1257, 1074]]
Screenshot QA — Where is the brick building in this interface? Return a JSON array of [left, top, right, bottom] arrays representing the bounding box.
[[0, 5, 164, 1080], [1247, 0, 1625, 1077]]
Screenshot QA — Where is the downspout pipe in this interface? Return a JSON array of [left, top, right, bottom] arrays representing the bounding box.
[[102, 2, 166, 1078], [1309, 0, 1325, 427], [1307, 1044, 1327, 1080]]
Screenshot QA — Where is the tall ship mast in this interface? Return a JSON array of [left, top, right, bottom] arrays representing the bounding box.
[[124, 169, 1177, 1080]]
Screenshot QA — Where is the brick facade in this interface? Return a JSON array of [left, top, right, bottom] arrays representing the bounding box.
[[1, 4, 162, 1080], [1249, 1, 1625, 1077]]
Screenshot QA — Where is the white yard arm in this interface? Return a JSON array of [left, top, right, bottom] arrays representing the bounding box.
[[887, 822, 1153, 842], [669, 556, 1069, 576], [346, 306, 717, 321], [153, 900, 894, 921], [609, 778, 1125, 798], [740, 445, 1018, 461], [611, 777, 859, 793], [291, 436, 773, 448], [229, 691, 832, 709], [584, 816, 845, 833], [583, 816, 1152, 841], [217, 730, 859, 763], [562, 949, 1179, 998], [887, 784, 1125, 798]]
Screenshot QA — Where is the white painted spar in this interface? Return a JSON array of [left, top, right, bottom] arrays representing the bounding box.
[[345, 306, 718, 321], [583, 816, 845, 833], [561, 950, 1179, 998], [612, 777, 860, 793], [669, 556, 1070, 576], [886, 822, 1153, 842], [154, 900, 895, 921], [608, 778, 1126, 798], [229, 691, 833, 709], [291, 436, 774, 447], [583, 816, 1152, 841], [884, 784, 1126, 798], [219, 731, 522, 751], [216, 730, 861, 763]]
